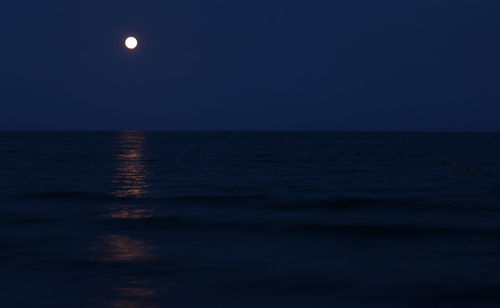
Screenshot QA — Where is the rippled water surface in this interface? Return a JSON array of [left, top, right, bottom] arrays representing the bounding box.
[[1, 132, 500, 307]]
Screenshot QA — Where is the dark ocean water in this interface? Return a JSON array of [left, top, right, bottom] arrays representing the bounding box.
[[1, 132, 500, 307]]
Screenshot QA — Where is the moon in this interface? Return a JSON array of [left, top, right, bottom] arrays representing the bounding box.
[[125, 37, 138, 50]]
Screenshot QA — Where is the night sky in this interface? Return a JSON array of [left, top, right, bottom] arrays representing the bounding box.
[[1, 0, 499, 131]]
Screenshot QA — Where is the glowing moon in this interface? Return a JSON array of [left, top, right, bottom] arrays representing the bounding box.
[[125, 37, 138, 49]]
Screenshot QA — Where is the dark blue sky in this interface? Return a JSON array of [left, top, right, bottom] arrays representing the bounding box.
[[1, 0, 499, 130]]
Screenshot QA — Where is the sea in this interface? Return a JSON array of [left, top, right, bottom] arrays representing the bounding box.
[[1, 132, 500, 307]]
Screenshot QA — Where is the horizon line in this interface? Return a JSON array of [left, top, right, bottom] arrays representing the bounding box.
[[1, 129, 500, 133]]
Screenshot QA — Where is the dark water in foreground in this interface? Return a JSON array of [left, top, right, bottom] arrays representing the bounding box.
[[1, 132, 500, 307]]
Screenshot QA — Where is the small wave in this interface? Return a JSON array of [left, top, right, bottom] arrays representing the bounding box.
[[9, 217, 65, 225], [1, 213, 65, 226], [289, 224, 500, 237], [95, 207, 500, 238], [102, 213, 280, 233], [21, 191, 267, 204], [26, 191, 105, 199], [271, 197, 409, 211], [270, 197, 497, 213], [165, 193, 266, 203], [17, 191, 120, 203], [231, 274, 341, 294]]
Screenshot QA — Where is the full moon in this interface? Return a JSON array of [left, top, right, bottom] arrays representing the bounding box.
[[125, 37, 138, 49]]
